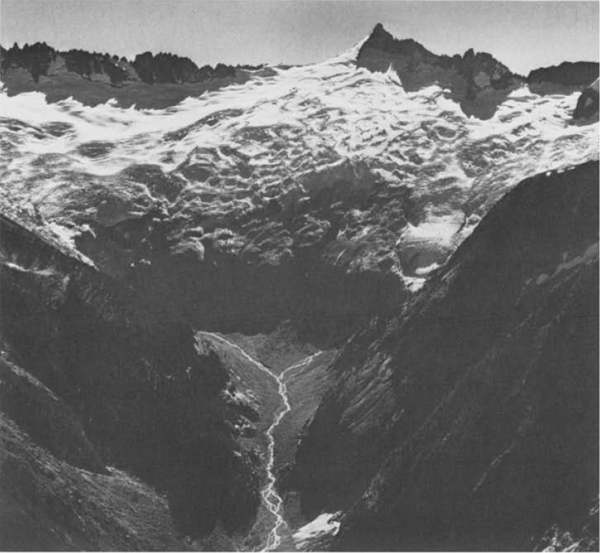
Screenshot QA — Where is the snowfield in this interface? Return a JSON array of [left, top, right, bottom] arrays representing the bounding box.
[[293, 512, 342, 549], [1, 41, 598, 286]]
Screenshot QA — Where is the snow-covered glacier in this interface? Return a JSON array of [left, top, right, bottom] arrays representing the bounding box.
[[1, 42, 598, 289]]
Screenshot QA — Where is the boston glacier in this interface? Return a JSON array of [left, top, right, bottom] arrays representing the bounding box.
[[0, 20, 598, 552]]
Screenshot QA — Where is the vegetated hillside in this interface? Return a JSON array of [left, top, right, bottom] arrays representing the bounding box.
[[290, 160, 599, 551], [0, 211, 264, 548]]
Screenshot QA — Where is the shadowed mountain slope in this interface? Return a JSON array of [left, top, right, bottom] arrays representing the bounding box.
[[290, 160, 599, 551], [0, 212, 263, 547]]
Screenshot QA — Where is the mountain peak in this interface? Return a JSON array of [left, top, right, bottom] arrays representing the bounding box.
[[370, 23, 388, 37], [361, 23, 429, 58], [356, 23, 519, 118]]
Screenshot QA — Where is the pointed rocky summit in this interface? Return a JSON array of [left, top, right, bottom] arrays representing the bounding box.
[[356, 23, 520, 118]]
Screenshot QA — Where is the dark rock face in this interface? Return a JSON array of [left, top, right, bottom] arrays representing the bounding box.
[[290, 161, 599, 551], [63, 49, 130, 84], [356, 24, 522, 118], [574, 80, 600, 119], [528, 61, 599, 87], [0, 213, 261, 543], [1, 42, 130, 85], [132, 51, 236, 84], [356, 24, 598, 118]]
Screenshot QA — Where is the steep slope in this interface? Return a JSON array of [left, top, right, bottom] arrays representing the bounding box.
[[0, 212, 262, 546], [1, 29, 597, 344], [0, 413, 183, 551], [290, 161, 599, 551], [0, 356, 105, 475]]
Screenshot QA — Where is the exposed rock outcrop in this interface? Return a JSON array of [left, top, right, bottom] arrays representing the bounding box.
[[0, 42, 248, 108], [290, 161, 599, 551], [357, 24, 599, 118], [356, 24, 523, 118], [132, 51, 235, 84], [574, 78, 600, 119], [0, 42, 237, 85]]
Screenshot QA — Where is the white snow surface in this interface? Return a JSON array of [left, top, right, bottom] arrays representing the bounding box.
[[293, 512, 342, 549], [1, 45, 598, 284]]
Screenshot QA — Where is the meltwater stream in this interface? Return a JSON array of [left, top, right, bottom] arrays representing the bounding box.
[[206, 333, 321, 551]]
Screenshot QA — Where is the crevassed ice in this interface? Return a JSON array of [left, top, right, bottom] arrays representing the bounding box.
[[0, 44, 598, 284]]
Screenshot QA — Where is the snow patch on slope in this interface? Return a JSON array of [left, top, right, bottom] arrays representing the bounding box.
[[293, 512, 342, 549], [535, 242, 599, 285]]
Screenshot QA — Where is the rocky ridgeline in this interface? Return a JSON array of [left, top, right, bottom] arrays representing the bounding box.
[[357, 23, 598, 118], [1, 25, 597, 114], [0, 41, 239, 85], [0, 42, 254, 108], [357, 23, 516, 92]]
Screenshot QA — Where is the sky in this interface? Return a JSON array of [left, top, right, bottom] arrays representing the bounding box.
[[1, 1, 598, 75]]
